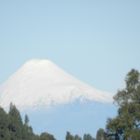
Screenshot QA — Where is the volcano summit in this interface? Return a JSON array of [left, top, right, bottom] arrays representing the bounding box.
[[0, 59, 112, 109]]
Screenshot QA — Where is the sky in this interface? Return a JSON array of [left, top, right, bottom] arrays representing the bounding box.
[[0, 0, 140, 93], [0, 0, 140, 138]]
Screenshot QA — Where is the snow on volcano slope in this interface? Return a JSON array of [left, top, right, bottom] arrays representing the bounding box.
[[0, 59, 113, 109]]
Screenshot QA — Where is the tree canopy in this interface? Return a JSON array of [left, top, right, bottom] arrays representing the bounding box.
[[106, 69, 140, 140], [0, 104, 95, 140], [0, 103, 56, 140]]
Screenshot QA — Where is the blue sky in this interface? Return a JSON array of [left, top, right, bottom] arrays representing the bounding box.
[[0, 0, 140, 138], [0, 0, 140, 93]]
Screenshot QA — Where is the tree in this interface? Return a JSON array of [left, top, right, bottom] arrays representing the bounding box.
[[24, 114, 29, 126], [8, 103, 23, 140], [0, 107, 10, 140], [40, 132, 56, 140], [96, 128, 107, 140], [106, 69, 140, 140], [66, 132, 74, 140], [83, 134, 95, 140], [65, 132, 84, 140], [74, 134, 82, 140], [0, 103, 58, 140], [22, 114, 36, 140]]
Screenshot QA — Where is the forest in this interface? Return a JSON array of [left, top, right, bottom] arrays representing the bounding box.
[[0, 103, 95, 140], [0, 69, 140, 140]]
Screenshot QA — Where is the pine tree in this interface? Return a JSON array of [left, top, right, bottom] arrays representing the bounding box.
[[8, 103, 23, 140], [0, 104, 56, 140], [0, 107, 10, 140], [24, 114, 29, 126]]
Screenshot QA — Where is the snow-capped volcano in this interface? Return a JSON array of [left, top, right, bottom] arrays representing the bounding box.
[[0, 59, 112, 109]]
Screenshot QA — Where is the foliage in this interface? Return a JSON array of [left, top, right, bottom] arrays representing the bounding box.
[[66, 132, 95, 140], [83, 134, 95, 140], [40, 132, 56, 140], [96, 128, 107, 140], [106, 69, 140, 140], [0, 104, 96, 140], [66, 132, 81, 140], [0, 107, 10, 140], [0, 103, 56, 140]]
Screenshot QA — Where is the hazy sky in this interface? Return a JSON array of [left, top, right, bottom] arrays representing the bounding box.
[[0, 0, 140, 93], [0, 0, 140, 139]]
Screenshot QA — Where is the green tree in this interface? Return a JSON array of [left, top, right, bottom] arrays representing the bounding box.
[[0, 104, 51, 140], [8, 103, 23, 140], [96, 128, 107, 140], [40, 132, 56, 140], [24, 114, 29, 126], [66, 132, 74, 140], [0, 107, 10, 140], [74, 135, 82, 140], [22, 114, 36, 140], [83, 134, 95, 140], [106, 69, 140, 140]]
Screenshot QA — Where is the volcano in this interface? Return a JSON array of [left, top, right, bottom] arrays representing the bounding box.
[[0, 59, 112, 109]]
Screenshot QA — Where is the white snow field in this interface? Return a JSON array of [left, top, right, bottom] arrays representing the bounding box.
[[0, 59, 112, 109]]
